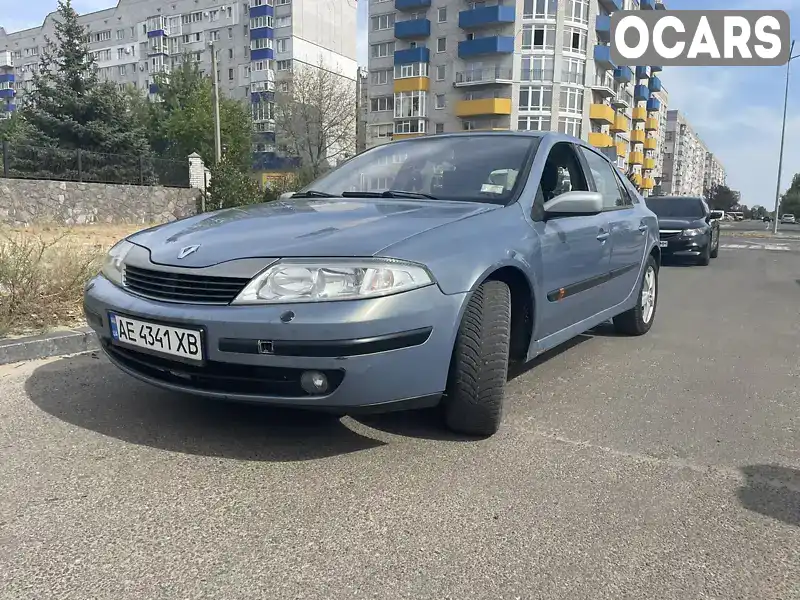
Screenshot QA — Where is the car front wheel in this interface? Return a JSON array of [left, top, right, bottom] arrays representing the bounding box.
[[443, 279, 511, 437], [613, 255, 658, 336]]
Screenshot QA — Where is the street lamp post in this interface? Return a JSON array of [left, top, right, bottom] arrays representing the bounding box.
[[773, 40, 799, 234]]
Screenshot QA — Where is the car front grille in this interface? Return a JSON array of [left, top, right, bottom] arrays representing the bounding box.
[[659, 230, 681, 240], [123, 265, 250, 304]]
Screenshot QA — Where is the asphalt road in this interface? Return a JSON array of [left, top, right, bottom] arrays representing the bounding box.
[[1, 247, 798, 600], [721, 219, 800, 236]]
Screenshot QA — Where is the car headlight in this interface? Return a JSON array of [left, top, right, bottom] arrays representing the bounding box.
[[681, 228, 705, 237], [101, 239, 134, 286], [231, 259, 435, 304]]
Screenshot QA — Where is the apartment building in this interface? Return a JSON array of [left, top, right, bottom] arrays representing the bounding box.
[[661, 109, 712, 196], [703, 151, 726, 190], [0, 51, 12, 119], [649, 84, 668, 190], [364, 0, 667, 195], [0, 0, 357, 172]]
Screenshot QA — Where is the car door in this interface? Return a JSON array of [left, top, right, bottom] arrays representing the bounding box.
[[530, 142, 613, 340], [579, 148, 647, 308]]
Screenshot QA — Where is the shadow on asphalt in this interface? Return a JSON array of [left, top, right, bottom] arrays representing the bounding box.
[[25, 354, 386, 462], [660, 256, 704, 268], [737, 464, 800, 527]]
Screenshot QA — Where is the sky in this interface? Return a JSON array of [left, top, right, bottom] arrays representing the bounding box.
[[3, 0, 799, 210]]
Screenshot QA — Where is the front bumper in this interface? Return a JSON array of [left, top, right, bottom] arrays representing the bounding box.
[[658, 234, 709, 256], [84, 275, 467, 412]]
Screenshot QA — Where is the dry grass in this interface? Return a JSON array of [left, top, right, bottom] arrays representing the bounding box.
[[0, 224, 150, 337]]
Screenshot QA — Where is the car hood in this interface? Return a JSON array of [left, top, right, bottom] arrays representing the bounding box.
[[657, 218, 707, 229], [129, 198, 499, 268]]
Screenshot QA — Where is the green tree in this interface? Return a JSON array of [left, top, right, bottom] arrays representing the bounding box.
[[778, 173, 800, 217], [206, 158, 262, 210], [149, 60, 252, 170], [704, 184, 740, 211], [17, 0, 153, 182]]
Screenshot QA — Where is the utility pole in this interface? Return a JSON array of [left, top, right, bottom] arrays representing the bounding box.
[[355, 66, 365, 155], [210, 41, 222, 164], [773, 40, 797, 234]]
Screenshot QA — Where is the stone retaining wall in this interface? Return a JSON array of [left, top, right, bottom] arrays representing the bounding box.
[[0, 178, 201, 226]]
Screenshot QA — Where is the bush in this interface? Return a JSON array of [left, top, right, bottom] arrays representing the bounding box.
[[206, 160, 262, 210]]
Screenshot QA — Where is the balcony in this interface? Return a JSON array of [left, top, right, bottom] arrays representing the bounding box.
[[394, 132, 424, 140], [630, 129, 646, 144], [651, 65, 662, 72], [632, 107, 646, 121], [251, 48, 274, 61], [635, 66, 649, 80], [589, 132, 614, 148], [0, 51, 12, 69], [395, 0, 431, 10], [632, 172, 643, 186], [395, 19, 431, 39], [643, 177, 655, 190], [644, 157, 656, 170], [649, 75, 662, 92], [634, 84, 649, 101], [644, 137, 657, 150], [641, 0, 655, 8], [0, 88, 15, 99], [594, 45, 616, 69], [458, 36, 514, 58], [589, 103, 615, 124], [454, 66, 513, 86], [455, 97, 512, 117], [459, 5, 515, 29], [249, 3, 273, 17], [592, 73, 616, 97], [611, 114, 628, 133], [612, 89, 633, 109], [598, 0, 623, 10], [655, 1, 667, 9], [394, 76, 430, 92], [629, 151, 644, 165], [616, 140, 627, 157], [0, 73, 14, 83], [614, 66, 632, 83], [645, 117, 658, 131], [596, 14, 610, 42], [3, 104, 16, 112], [394, 47, 430, 64], [647, 98, 661, 112]]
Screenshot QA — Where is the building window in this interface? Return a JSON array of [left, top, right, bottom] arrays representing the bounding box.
[[275, 16, 292, 27], [210, 30, 220, 41], [118, 65, 127, 76], [565, 0, 589, 25], [562, 26, 588, 54], [558, 116, 582, 138], [395, 119, 426, 134], [521, 55, 554, 81], [371, 42, 395, 58], [522, 0, 558, 19], [250, 16, 273, 29], [435, 94, 445, 109], [276, 38, 289, 53], [559, 86, 583, 114], [116, 29, 125, 39], [395, 62, 427, 78], [522, 24, 556, 52], [229, 68, 234, 80], [394, 91, 428, 118], [229, 48, 234, 59], [371, 14, 395, 31], [518, 115, 551, 131], [370, 96, 394, 112], [518, 85, 552, 112], [561, 57, 585, 84], [438, 7, 447, 22], [277, 59, 292, 71], [436, 64, 446, 81], [371, 69, 391, 85], [371, 124, 394, 139], [435, 123, 444, 133], [251, 38, 273, 51], [437, 37, 446, 53]]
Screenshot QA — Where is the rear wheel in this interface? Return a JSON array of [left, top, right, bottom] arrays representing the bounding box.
[[442, 280, 511, 437], [613, 255, 658, 336], [710, 232, 719, 258]]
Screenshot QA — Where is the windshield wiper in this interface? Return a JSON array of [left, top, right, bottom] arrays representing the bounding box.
[[291, 190, 338, 198], [341, 190, 439, 200]]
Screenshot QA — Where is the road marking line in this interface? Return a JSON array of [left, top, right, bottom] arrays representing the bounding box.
[[721, 244, 791, 251]]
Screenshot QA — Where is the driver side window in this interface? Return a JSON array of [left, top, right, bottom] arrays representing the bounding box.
[[533, 142, 589, 219]]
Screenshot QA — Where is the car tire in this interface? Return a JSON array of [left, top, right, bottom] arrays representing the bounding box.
[[613, 255, 658, 337], [697, 242, 711, 266], [443, 280, 511, 437], [710, 233, 719, 259]]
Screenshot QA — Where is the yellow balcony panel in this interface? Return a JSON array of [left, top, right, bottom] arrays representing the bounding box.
[[455, 97, 512, 117], [610, 114, 628, 133], [645, 117, 659, 131], [642, 177, 655, 189], [629, 151, 644, 165], [633, 173, 643, 186], [644, 137, 657, 150], [632, 107, 646, 121], [393, 76, 430, 93], [393, 132, 424, 140], [589, 132, 614, 148], [589, 103, 615, 124], [630, 129, 646, 143], [644, 157, 656, 170], [616, 140, 627, 156]]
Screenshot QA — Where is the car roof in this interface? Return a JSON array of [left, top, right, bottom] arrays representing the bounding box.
[[380, 130, 598, 151]]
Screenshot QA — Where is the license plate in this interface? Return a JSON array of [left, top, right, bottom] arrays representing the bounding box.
[[109, 313, 203, 361], [659, 240, 668, 247]]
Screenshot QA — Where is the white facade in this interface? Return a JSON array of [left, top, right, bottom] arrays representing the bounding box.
[[703, 151, 726, 190], [661, 109, 713, 197]]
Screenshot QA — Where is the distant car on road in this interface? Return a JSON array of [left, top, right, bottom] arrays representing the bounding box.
[[645, 196, 720, 266], [84, 131, 662, 437], [780, 214, 796, 224]]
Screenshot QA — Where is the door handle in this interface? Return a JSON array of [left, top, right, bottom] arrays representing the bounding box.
[[597, 231, 610, 241], [638, 224, 648, 232]]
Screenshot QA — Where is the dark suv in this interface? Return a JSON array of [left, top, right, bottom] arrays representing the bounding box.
[[645, 196, 720, 266]]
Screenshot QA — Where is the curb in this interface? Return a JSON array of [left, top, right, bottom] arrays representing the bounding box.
[[0, 327, 99, 366]]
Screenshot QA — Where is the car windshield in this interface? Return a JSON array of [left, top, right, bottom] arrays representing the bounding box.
[[646, 196, 705, 218], [295, 135, 541, 204]]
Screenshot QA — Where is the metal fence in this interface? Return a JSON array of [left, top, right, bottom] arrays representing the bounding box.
[[0, 141, 190, 188]]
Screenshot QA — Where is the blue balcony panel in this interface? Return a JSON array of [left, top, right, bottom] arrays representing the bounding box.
[[651, 64, 662, 72], [251, 48, 274, 61], [655, 1, 667, 9], [0, 89, 15, 99], [395, 0, 431, 11], [458, 5, 515, 29], [598, 0, 623, 11], [647, 98, 661, 112], [250, 26, 274, 39], [649, 75, 662, 92], [0, 73, 14, 83], [251, 91, 275, 103], [457, 36, 514, 59], [394, 18, 431, 39], [614, 66, 632, 82], [147, 29, 166, 38], [595, 14, 610, 41], [394, 47, 430, 65], [635, 65, 649, 79], [634, 84, 649, 101], [641, 0, 655, 8], [594, 44, 616, 68], [149, 84, 159, 94], [249, 4, 274, 17], [3, 103, 16, 111]]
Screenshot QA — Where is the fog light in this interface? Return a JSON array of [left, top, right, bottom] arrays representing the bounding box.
[[300, 370, 329, 395]]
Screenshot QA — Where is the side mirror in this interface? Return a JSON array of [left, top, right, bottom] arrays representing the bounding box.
[[543, 191, 604, 219], [279, 191, 295, 200]]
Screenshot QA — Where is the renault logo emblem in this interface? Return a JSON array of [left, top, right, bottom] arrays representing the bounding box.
[[177, 245, 200, 259]]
